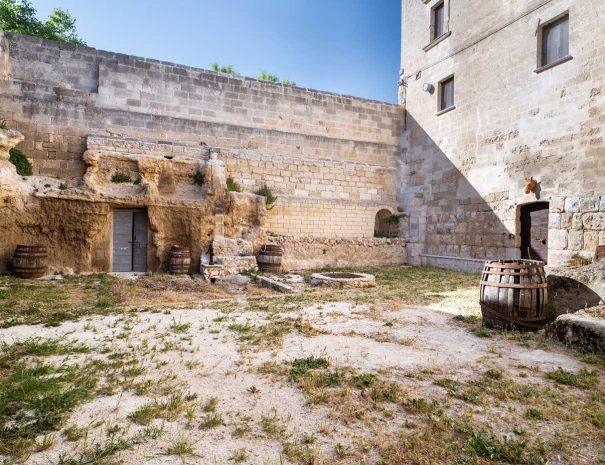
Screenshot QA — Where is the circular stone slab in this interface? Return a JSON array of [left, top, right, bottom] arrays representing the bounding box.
[[310, 272, 376, 288]]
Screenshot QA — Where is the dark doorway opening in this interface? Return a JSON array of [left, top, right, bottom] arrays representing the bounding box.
[[520, 202, 549, 263], [112, 209, 148, 272]]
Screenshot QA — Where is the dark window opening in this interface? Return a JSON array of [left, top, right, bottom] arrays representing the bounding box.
[[432, 1, 445, 40], [541, 14, 569, 67], [439, 76, 454, 111]]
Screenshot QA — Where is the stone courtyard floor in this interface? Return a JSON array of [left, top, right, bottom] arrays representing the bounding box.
[[0, 267, 603, 465]]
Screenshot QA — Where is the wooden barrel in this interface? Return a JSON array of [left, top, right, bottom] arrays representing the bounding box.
[[257, 245, 283, 272], [12, 245, 48, 279], [168, 246, 191, 275], [480, 259, 548, 331]]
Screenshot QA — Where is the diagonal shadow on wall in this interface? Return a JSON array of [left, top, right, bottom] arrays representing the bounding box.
[[399, 113, 516, 273]]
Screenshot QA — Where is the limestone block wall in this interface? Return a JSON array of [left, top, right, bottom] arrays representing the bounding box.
[[400, 0, 605, 269], [0, 31, 404, 247], [267, 236, 407, 270]]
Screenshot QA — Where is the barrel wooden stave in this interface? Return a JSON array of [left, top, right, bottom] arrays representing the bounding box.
[[480, 259, 547, 331], [169, 245, 191, 275], [257, 245, 283, 272], [12, 244, 48, 279]]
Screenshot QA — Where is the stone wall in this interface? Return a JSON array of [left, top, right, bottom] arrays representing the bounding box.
[[0, 32, 404, 245], [400, 0, 605, 269], [267, 237, 407, 271]]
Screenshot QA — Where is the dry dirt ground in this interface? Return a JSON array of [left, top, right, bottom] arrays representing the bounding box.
[[0, 267, 603, 465]]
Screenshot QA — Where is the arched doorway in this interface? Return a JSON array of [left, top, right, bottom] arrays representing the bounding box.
[[374, 209, 399, 238], [520, 202, 549, 263]]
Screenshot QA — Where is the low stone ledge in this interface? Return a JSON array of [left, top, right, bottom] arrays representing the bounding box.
[[267, 236, 406, 271], [253, 275, 295, 294], [547, 308, 605, 354]]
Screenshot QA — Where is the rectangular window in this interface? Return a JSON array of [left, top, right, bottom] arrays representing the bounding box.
[[540, 14, 569, 67], [439, 76, 454, 111], [432, 1, 445, 40]]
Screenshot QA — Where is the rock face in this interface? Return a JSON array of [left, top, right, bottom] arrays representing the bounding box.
[[0, 131, 267, 274], [548, 261, 605, 315], [548, 307, 605, 354]]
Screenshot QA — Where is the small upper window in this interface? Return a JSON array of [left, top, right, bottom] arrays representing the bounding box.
[[540, 14, 570, 67], [431, 1, 445, 40], [439, 76, 454, 112]]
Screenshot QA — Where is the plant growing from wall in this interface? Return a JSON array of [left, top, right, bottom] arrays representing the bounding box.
[[257, 71, 279, 83], [58, 182, 66, 190], [0, 0, 85, 45], [111, 172, 131, 183], [8, 148, 32, 175], [191, 171, 205, 186], [255, 184, 276, 208], [280, 79, 296, 86], [210, 63, 240, 76], [226, 176, 241, 192]]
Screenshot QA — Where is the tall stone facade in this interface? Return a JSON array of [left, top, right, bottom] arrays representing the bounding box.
[[0, 32, 405, 272], [400, 0, 605, 270]]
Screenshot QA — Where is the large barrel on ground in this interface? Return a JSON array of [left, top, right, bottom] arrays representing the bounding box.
[[480, 259, 548, 331], [12, 245, 48, 279], [257, 245, 283, 272], [169, 246, 191, 274]]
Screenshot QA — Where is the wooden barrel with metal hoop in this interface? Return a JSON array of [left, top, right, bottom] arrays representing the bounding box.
[[257, 245, 283, 272], [479, 259, 548, 331], [12, 244, 48, 279], [168, 245, 191, 275]]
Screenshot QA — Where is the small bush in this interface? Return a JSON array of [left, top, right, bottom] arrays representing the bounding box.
[[192, 171, 205, 186], [290, 357, 329, 380], [255, 184, 276, 207], [226, 176, 241, 192], [210, 63, 239, 75], [280, 79, 296, 86], [59, 182, 67, 190], [257, 71, 279, 83], [545, 367, 599, 389], [9, 148, 32, 176], [111, 172, 131, 183]]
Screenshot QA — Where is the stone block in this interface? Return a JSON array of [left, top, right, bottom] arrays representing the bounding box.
[[548, 311, 605, 354], [582, 213, 605, 231], [579, 196, 600, 212], [568, 230, 584, 251], [550, 197, 565, 214], [565, 197, 582, 213], [549, 229, 568, 250], [548, 212, 561, 229]]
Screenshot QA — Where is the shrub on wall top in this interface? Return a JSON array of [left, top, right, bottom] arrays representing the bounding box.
[[9, 148, 32, 176], [111, 172, 131, 183], [226, 176, 241, 192], [256, 184, 276, 208]]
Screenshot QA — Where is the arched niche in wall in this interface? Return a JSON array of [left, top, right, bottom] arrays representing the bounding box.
[[374, 209, 399, 238]]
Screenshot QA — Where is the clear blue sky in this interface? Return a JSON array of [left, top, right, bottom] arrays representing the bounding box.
[[30, 0, 401, 103]]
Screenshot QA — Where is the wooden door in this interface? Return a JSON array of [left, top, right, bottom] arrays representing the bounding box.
[[112, 210, 148, 272], [520, 202, 549, 263]]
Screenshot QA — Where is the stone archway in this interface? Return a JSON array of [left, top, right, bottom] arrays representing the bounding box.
[[374, 209, 399, 238]]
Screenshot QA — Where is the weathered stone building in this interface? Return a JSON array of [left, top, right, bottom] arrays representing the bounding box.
[[399, 0, 605, 270], [0, 31, 405, 273], [1, 0, 603, 274]]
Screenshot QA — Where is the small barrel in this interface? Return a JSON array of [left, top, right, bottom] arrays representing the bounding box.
[[12, 245, 48, 279], [480, 259, 548, 331], [257, 245, 283, 272], [169, 245, 191, 275]]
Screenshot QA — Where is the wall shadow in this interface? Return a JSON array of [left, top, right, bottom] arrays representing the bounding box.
[[400, 113, 516, 272]]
